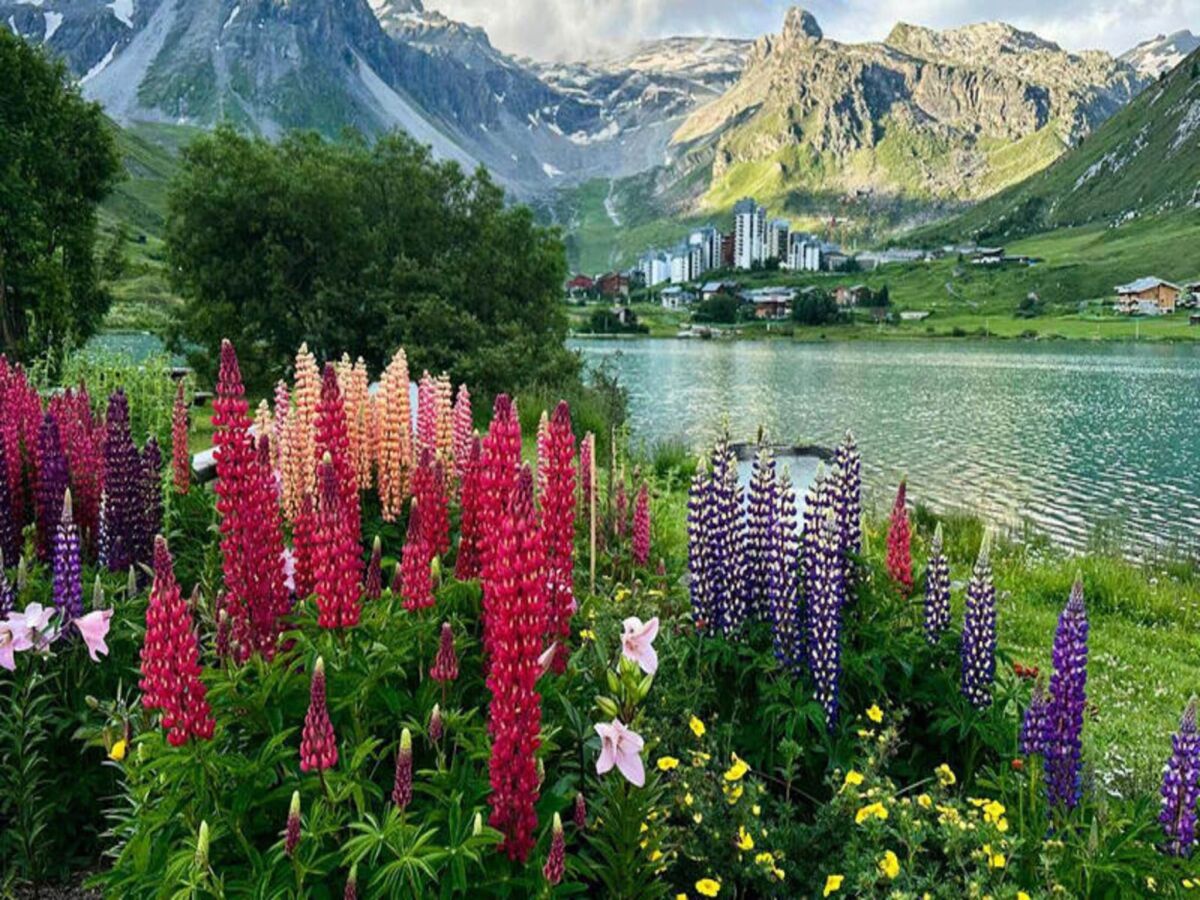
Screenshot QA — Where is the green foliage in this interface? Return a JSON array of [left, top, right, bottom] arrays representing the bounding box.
[[791, 289, 841, 325], [692, 295, 741, 324], [581, 307, 650, 335], [0, 28, 122, 358], [166, 127, 577, 395]]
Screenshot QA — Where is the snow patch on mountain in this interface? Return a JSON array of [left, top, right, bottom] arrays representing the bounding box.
[[43, 9, 60, 39], [1170, 99, 1200, 153], [81, 41, 117, 82], [108, 0, 133, 28]]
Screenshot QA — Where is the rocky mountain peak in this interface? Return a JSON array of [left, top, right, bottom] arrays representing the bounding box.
[[781, 7, 822, 44]]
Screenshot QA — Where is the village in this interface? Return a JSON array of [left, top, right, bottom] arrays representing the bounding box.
[[563, 196, 1200, 334]]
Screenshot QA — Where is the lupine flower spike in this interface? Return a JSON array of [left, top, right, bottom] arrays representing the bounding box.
[[743, 442, 778, 621], [885, 479, 913, 595], [808, 510, 846, 730], [399, 500, 434, 612], [573, 791, 587, 830], [1020, 679, 1049, 756], [52, 490, 83, 623], [171, 380, 191, 494], [923, 523, 951, 644], [429, 703, 444, 742], [543, 813, 565, 885], [768, 467, 802, 672], [430, 622, 459, 682], [392, 727, 413, 810], [540, 402, 576, 672], [300, 656, 337, 772], [285, 791, 301, 857], [1043, 577, 1089, 812], [960, 530, 997, 709], [1161, 696, 1200, 856], [632, 481, 651, 567], [364, 536, 383, 601]]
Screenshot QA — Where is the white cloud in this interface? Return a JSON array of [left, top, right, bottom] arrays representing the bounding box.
[[423, 0, 1196, 60]]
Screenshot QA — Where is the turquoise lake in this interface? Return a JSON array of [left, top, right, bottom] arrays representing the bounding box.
[[572, 338, 1200, 555]]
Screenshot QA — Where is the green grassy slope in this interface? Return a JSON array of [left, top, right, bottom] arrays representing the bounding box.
[[914, 49, 1200, 243]]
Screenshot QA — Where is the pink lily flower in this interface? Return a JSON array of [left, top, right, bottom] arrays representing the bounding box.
[[0, 620, 17, 671], [11, 603, 55, 651], [595, 718, 645, 787], [74, 609, 114, 662], [620, 616, 660, 676]]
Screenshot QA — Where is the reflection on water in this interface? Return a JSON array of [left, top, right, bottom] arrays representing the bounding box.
[[574, 338, 1200, 555]]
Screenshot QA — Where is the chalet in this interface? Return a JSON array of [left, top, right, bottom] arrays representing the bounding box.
[[1114, 277, 1181, 315], [970, 247, 1005, 265], [701, 280, 739, 301], [565, 274, 595, 300], [834, 284, 870, 307], [1185, 282, 1200, 308], [597, 272, 631, 299], [660, 286, 697, 310], [743, 287, 794, 320]]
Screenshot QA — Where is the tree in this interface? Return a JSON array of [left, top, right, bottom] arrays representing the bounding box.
[[692, 295, 741, 324], [874, 284, 891, 307], [0, 29, 121, 358], [166, 128, 576, 395], [792, 290, 841, 326]]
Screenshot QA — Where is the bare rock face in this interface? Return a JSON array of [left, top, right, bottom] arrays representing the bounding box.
[[675, 7, 1150, 203]]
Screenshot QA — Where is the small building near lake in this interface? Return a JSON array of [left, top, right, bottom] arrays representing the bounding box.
[[834, 284, 870, 307], [660, 286, 697, 310], [597, 272, 631, 299], [969, 247, 1005, 265], [701, 280, 739, 301], [742, 286, 795, 320], [1114, 277, 1181, 315]]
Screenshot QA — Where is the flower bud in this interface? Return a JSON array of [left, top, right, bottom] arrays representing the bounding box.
[[392, 728, 413, 810], [344, 863, 358, 900], [429, 703, 443, 742], [543, 813, 565, 885], [573, 791, 587, 830], [195, 820, 210, 868], [285, 790, 301, 857]]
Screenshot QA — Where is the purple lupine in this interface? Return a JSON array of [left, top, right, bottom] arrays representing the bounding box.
[[36, 413, 69, 563], [742, 443, 778, 622], [0, 439, 18, 575], [960, 530, 996, 709], [1043, 577, 1089, 812], [807, 509, 845, 730], [768, 467, 803, 672], [52, 490, 83, 623], [100, 391, 142, 572], [0, 553, 14, 617], [686, 457, 714, 630], [708, 436, 746, 634], [1160, 696, 1200, 856], [1020, 679, 1050, 756], [831, 430, 862, 565], [923, 522, 951, 644], [139, 437, 163, 564]]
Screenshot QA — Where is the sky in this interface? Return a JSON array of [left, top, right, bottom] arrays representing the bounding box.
[[424, 0, 1197, 62]]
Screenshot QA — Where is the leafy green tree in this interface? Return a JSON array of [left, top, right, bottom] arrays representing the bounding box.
[[692, 294, 741, 324], [0, 29, 121, 357], [792, 290, 841, 325], [166, 128, 576, 395]]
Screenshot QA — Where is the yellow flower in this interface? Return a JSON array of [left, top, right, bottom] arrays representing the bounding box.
[[614, 587, 630, 603], [823, 874, 845, 896], [857, 728, 875, 738], [695, 878, 721, 897], [108, 739, 127, 762], [725, 784, 744, 804], [693, 812, 703, 824], [843, 770, 864, 788], [878, 849, 900, 880], [866, 704, 884, 723], [989, 853, 1006, 869], [579, 629, 596, 642], [723, 754, 749, 782], [1146, 877, 1157, 892], [916, 793, 932, 809], [935, 763, 957, 787], [649, 849, 663, 862], [657, 756, 680, 772], [735, 826, 754, 851], [1018, 893, 1031, 900], [982, 800, 1006, 823], [1184, 879, 1195, 890], [752, 804, 761, 816], [684, 792, 694, 806], [676, 895, 689, 900], [854, 802, 889, 825], [689, 716, 706, 738]]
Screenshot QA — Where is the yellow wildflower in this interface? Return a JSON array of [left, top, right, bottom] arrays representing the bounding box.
[[684, 792, 694, 806], [857, 728, 875, 738], [614, 588, 630, 603], [693, 812, 703, 824], [695, 878, 721, 897], [866, 704, 884, 723], [935, 763, 957, 787], [752, 804, 761, 816], [843, 770, 864, 788], [579, 629, 596, 642], [754, 851, 773, 866], [823, 874, 844, 897], [989, 853, 1006, 869], [657, 756, 680, 772], [689, 716, 706, 738], [855, 802, 889, 824], [725, 784, 744, 804], [723, 754, 749, 782], [878, 849, 900, 880], [916, 793, 932, 808], [1146, 877, 1157, 892], [676, 895, 689, 900], [649, 850, 663, 862], [1018, 893, 1031, 900], [108, 739, 128, 762], [735, 826, 754, 851]]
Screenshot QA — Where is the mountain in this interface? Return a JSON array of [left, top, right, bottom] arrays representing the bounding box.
[[913, 44, 1200, 243], [1121, 30, 1200, 78], [0, 0, 747, 194], [670, 7, 1148, 220]]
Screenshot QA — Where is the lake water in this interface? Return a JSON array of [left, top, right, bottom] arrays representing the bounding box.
[[573, 338, 1200, 555]]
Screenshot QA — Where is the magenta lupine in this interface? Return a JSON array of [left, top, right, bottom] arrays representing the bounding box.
[[52, 490, 83, 623], [923, 522, 951, 644], [1020, 680, 1049, 756], [100, 391, 144, 572], [885, 480, 913, 595], [364, 535, 383, 600], [1160, 697, 1200, 856], [808, 510, 845, 730], [960, 531, 997, 709], [543, 813, 565, 885], [1043, 577, 1089, 812], [742, 444, 778, 621], [36, 413, 69, 563], [451, 385, 472, 485], [579, 433, 594, 513], [429, 703, 444, 742], [285, 791, 301, 858], [392, 727, 413, 810], [768, 468, 802, 673], [573, 791, 587, 830], [0, 440, 19, 568], [631, 481, 650, 567], [430, 621, 459, 682]]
